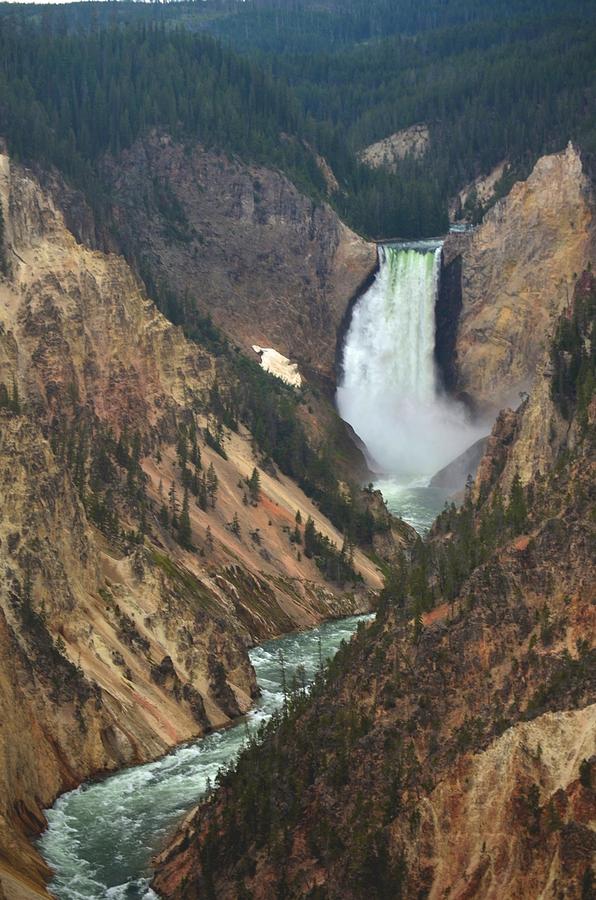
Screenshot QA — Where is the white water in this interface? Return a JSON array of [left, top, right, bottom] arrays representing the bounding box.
[[337, 241, 487, 530], [36, 242, 481, 894], [338, 241, 484, 478], [38, 615, 371, 899]]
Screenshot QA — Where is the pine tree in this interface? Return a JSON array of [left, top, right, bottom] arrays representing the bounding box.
[[138, 501, 147, 538], [413, 600, 424, 644], [178, 486, 192, 549], [168, 481, 179, 527], [115, 431, 129, 468], [248, 467, 260, 502], [507, 472, 527, 535], [304, 516, 317, 558], [10, 379, 20, 414], [207, 462, 218, 508], [198, 472, 208, 511], [159, 503, 169, 528], [191, 436, 202, 470], [190, 469, 200, 496], [131, 432, 142, 468], [176, 429, 188, 469]]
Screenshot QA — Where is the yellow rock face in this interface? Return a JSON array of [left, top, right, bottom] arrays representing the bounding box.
[[452, 143, 594, 415], [359, 124, 430, 172], [420, 705, 596, 900]]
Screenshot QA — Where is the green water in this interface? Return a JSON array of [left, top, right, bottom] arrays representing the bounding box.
[[37, 615, 372, 899], [375, 476, 450, 534]]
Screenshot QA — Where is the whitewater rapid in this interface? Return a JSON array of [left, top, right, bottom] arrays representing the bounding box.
[[38, 615, 372, 899]]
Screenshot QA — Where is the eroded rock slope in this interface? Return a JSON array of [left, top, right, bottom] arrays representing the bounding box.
[[0, 151, 395, 894], [102, 134, 376, 381]]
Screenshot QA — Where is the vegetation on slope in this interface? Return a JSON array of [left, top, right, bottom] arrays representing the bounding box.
[[0, 21, 325, 211], [153, 270, 596, 898], [551, 268, 596, 426], [207, 0, 596, 235], [132, 273, 392, 560]]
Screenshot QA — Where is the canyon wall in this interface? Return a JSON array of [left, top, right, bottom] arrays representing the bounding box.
[[101, 134, 376, 382], [0, 151, 388, 895], [442, 143, 594, 415], [2, 134, 594, 899]]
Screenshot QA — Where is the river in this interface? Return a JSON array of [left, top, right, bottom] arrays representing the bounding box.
[[37, 615, 372, 899], [375, 476, 450, 535]]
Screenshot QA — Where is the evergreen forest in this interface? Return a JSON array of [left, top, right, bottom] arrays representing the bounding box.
[[0, 0, 594, 238]]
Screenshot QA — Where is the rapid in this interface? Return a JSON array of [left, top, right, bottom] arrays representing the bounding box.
[[38, 616, 371, 899]]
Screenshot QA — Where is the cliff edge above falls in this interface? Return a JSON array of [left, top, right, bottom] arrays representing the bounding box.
[[0, 149, 403, 896], [441, 143, 594, 415], [99, 134, 376, 383]]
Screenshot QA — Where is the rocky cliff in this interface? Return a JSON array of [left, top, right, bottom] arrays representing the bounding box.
[[153, 271, 595, 900], [359, 125, 430, 173], [0, 150, 392, 895], [474, 268, 596, 498], [101, 134, 376, 382], [441, 144, 595, 415]]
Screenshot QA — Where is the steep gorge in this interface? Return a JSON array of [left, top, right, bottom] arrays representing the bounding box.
[[0, 5, 594, 897], [100, 134, 376, 384], [0, 132, 594, 900], [0, 151, 397, 896]]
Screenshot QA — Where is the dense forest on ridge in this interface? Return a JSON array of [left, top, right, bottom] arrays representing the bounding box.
[[0, 0, 595, 238]]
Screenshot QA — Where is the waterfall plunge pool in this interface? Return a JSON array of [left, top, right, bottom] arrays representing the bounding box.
[[37, 614, 372, 900], [374, 476, 451, 535]]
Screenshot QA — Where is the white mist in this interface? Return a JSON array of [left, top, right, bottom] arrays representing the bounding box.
[[337, 242, 485, 479]]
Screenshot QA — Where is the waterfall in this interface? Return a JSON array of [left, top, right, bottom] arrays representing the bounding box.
[[337, 241, 484, 477]]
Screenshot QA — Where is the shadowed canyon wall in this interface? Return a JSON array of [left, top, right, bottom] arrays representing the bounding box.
[[153, 269, 595, 900], [101, 134, 376, 382]]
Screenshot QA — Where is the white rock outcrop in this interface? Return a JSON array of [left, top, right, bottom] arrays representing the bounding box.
[[252, 346, 302, 387]]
